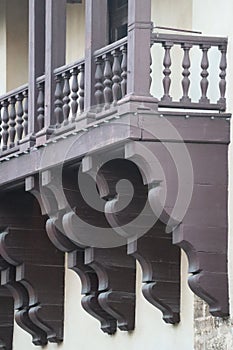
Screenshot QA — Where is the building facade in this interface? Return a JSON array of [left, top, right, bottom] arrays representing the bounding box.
[[0, 0, 232, 349]]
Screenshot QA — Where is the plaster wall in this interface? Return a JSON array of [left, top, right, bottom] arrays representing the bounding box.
[[6, 0, 28, 91], [66, 1, 85, 64]]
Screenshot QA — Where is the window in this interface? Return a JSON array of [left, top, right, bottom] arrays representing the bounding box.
[[108, 0, 128, 43]]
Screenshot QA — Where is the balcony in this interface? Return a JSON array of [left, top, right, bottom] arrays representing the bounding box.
[[0, 1, 230, 348], [0, 32, 228, 159]]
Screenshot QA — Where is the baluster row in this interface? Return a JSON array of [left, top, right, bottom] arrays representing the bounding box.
[[0, 90, 28, 152], [94, 44, 127, 112], [157, 41, 227, 109], [52, 63, 85, 129]]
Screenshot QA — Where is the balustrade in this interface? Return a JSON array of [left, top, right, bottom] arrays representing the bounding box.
[[0, 85, 28, 153], [0, 32, 229, 159], [53, 60, 85, 128], [151, 33, 228, 111], [94, 37, 127, 112]]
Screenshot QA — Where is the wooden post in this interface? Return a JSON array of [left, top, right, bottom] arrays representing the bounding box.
[[127, 0, 153, 98], [37, 0, 66, 144], [84, 0, 108, 113], [22, 0, 45, 148]]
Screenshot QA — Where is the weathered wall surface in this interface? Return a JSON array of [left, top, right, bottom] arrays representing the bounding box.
[[194, 297, 233, 350]]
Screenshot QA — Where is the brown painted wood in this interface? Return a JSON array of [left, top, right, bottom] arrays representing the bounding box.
[[84, 0, 108, 112], [38, 0, 66, 142], [28, 0, 45, 138], [0, 190, 65, 345], [127, 0, 153, 97]]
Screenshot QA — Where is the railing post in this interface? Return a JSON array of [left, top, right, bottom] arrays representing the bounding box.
[[125, 0, 156, 105], [84, 0, 108, 116], [22, 0, 45, 149], [37, 0, 66, 145]]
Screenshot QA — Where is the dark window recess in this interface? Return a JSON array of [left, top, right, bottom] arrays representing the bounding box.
[[108, 0, 128, 43]]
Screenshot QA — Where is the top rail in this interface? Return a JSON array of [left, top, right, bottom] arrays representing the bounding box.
[[94, 37, 127, 58], [151, 32, 228, 47]]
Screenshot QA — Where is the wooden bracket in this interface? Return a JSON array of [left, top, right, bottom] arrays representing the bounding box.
[[0, 191, 65, 345]]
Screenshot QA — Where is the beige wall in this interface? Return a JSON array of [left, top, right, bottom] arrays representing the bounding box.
[[66, 1, 85, 64], [0, 0, 28, 93], [0, 0, 6, 95], [0, 0, 85, 95], [6, 0, 28, 91]]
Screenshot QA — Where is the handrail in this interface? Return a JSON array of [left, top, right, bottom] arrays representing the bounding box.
[[54, 57, 85, 76], [151, 32, 228, 47], [0, 83, 28, 102], [94, 36, 127, 58]]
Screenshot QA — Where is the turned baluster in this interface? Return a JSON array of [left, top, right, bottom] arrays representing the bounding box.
[[23, 90, 28, 136], [37, 81, 45, 131], [121, 45, 127, 98], [79, 64, 85, 114], [112, 49, 122, 105], [62, 71, 71, 125], [94, 57, 104, 112], [103, 53, 113, 109], [180, 43, 192, 103], [54, 74, 63, 127], [161, 42, 173, 102], [16, 93, 24, 143], [2, 99, 9, 151], [199, 44, 210, 104], [218, 44, 227, 108], [8, 96, 16, 148], [71, 68, 79, 122]]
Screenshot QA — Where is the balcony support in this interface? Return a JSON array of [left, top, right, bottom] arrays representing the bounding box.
[[84, 0, 108, 115], [36, 0, 66, 145]]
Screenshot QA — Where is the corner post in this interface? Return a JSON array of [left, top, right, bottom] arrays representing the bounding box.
[[126, 0, 156, 103], [22, 0, 45, 149], [37, 0, 66, 145], [83, 0, 108, 118]]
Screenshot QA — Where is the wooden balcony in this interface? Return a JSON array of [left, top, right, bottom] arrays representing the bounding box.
[[0, 32, 228, 159], [0, 1, 231, 348]]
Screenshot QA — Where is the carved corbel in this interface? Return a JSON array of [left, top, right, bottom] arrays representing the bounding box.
[[125, 139, 229, 317], [85, 246, 136, 331], [30, 170, 118, 334], [90, 152, 181, 324], [39, 162, 137, 332], [0, 191, 65, 344], [46, 216, 117, 335]]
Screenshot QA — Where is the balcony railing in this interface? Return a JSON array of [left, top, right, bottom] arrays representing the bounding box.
[[0, 33, 228, 157], [151, 33, 227, 111], [93, 37, 127, 112], [0, 84, 28, 152]]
